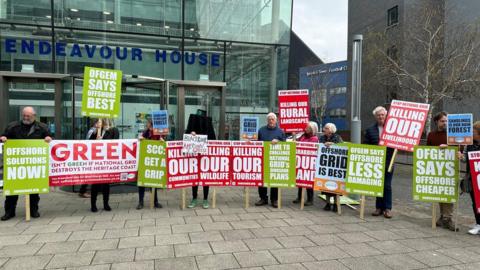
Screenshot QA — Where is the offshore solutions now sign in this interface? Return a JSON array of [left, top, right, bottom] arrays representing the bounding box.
[[4, 39, 221, 67]]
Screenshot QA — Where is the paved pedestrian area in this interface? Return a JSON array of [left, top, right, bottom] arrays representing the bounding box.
[[0, 186, 479, 270]]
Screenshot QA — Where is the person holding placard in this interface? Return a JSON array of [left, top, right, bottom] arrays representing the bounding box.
[[255, 113, 286, 208], [364, 106, 395, 218], [426, 112, 457, 231], [457, 121, 480, 235], [293, 121, 319, 206], [186, 131, 211, 209], [0, 107, 52, 221], [137, 119, 163, 210], [319, 123, 344, 212], [78, 119, 102, 199]]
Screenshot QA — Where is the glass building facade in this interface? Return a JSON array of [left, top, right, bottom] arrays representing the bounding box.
[[0, 0, 292, 140]]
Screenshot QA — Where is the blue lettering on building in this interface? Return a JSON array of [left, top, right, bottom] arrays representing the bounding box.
[[4, 39, 221, 67]]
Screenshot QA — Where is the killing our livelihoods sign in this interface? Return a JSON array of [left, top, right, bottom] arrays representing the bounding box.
[[468, 151, 480, 214], [278, 90, 309, 133], [413, 146, 458, 203], [82, 67, 122, 118]]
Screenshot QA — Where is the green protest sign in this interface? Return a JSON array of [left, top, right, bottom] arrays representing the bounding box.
[[81, 66, 122, 118], [137, 140, 167, 188], [345, 143, 386, 196], [3, 140, 49, 196], [413, 146, 458, 203], [263, 142, 296, 188]]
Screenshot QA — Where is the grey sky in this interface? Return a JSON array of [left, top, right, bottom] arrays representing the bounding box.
[[292, 0, 348, 63]]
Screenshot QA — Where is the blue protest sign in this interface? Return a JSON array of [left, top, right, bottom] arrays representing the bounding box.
[[152, 110, 169, 135], [447, 113, 473, 145], [240, 116, 259, 141]]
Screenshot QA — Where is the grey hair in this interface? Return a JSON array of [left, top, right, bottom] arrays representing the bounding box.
[[307, 121, 319, 134], [22, 106, 36, 115], [372, 106, 387, 116], [266, 112, 277, 121], [324, 123, 337, 134]]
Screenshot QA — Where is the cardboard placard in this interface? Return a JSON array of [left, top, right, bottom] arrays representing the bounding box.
[[167, 141, 198, 188], [264, 142, 296, 188], [278, 89, 310, 133], [137, 140, 167, 188], [380, 100, 430, 152], [182, 134, 208, 155], [345, 144, 386, 196], [240, 116, 259, 141], [295, 142, 319, 189], [313, 143, 348, 195], [413, 146, 458, 203], [81, 67, 122, 118], [49, 140, 138, 186], [3, 140, 50, 195], [199, 140, 232, 186], [447, 114, 473, 145], [230, 141, 264, 187], [468, 150, 480, 214]]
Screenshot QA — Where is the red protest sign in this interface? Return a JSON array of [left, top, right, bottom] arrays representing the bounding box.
[[278, 89, 310, 133], [468, 150, 480, 214], [230, 141, 264, 187], [166, 141, 198, 188], [49, 140, 138, 186], [295, 142, 319, 189], [380, 100, 430, 152], [199, 140, 232, 186]]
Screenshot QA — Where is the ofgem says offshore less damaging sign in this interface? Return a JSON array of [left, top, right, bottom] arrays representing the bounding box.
[[82, 67, 122, 118]]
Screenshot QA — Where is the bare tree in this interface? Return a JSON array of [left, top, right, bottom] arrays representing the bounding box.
[[364, 4, 480, 133], [308, 71, 336, 128]]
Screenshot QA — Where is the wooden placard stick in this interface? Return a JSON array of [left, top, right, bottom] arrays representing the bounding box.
[[25, 195, 31, 221], [388, 149, 398, 173]]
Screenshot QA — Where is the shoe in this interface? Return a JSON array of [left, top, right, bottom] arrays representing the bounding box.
[[31, 212, 40, 218], [188, 199, 198, 208], [79, 193, 91, 198], [292, 198, 300, 204], [1, 213, 15, 221], [436, 217, 445, 227], [323, 203, 331, 211], [304, 200, 313, 206], [383, 209, 393, 219], [271, 201, 278, 208], [104, 205, 112, 211], [468, 224, 480, 235], [332, 204, 338, 212], [372, 209, 383, 216], [136, 203, 144, 210], [154, 203, 163, 209], [255, 199, 268, 206], [91, 206, 98, 212], [443, 219, 459, 232], [202, 200, 209, 209]]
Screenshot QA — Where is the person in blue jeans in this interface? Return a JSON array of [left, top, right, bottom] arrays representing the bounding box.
[[363, 106, 395, 218]]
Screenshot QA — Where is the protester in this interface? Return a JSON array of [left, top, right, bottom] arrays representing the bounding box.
[[89, 119, 118, 212], [364, 106, 395, 218], [79, 119, 101, 199], [426, 112, 457, 231], [0, 106, 52, 221], [293, 121, 319, 206], [255, 112, 286, 208], [458, 121, 480, 235], [137, 119, 162, 210], [318, 123, 343, 211], [187, 131, 210, 209]]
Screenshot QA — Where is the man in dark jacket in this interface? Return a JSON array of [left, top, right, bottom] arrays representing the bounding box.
[[255, 112, 285, 208], [0, 106, 52, 221], [363, 106, 395, 218]]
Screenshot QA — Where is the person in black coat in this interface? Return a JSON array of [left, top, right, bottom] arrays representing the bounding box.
[[0, 106, 52, 221], [363, 106, 395, 218]]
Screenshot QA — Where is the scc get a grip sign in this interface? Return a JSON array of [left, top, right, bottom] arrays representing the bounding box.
[[49, 140, 138, 186]]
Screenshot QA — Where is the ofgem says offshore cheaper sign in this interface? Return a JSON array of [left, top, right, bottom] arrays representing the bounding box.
[[413, 146, 458, 203], [380, 100, 430, 152], [345, 144, 386, 196], [49, 140, 138, 186], [3, 140, 50, 195], [137, 140, 167, 188], [82, 67, 122, 118], [278, 90, 309, 133]]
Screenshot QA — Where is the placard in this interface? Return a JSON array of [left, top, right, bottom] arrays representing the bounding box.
[[230, 141, 264, 186], [264, 142, 296, 188], [167, 141, 198, 188], [152, 110, 169, 135], [182, 134, 208, 155], [313, 143, 348, 195], [380, 100, 430, 152], [49, 140, 138, 186], [137, 140, 167, 188], [295, 142, 319, 189], [468, 150, 480, 214], [3, 140, 50, 195], [199, 140, 232, 186], [81, 66, 122, 118], [413, 146, 458, 203], [240, 116, 259, 141], [278, 89, 310, 133], [447, 114, 473, 145], [345, 144, 386, 196], [0, 143, 3, 187]]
